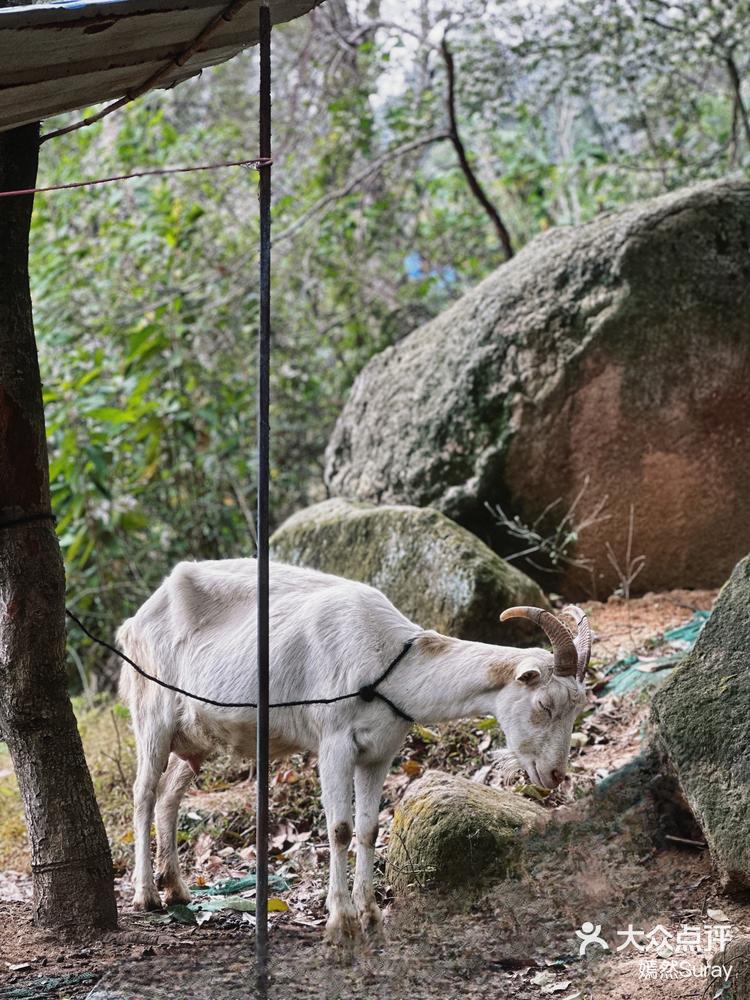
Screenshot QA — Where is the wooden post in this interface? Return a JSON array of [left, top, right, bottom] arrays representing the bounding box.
[[0, 122, 117, 931]]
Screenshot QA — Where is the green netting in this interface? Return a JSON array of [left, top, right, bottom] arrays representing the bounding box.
[[601, 610, 710, 696], [0, 971, 99, 999], [189, 874, 287, 896]]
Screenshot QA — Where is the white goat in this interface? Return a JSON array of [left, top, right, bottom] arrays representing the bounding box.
[[118, 558, 590, 942]]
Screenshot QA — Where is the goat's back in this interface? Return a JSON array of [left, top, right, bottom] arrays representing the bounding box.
[[116, 558, 417, 724]]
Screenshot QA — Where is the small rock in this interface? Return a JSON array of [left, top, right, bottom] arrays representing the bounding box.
[[712, 932, 748, 998], [386, 769, 546, 893]]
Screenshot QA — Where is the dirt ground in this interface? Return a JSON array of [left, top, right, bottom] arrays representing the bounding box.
[[2, 588, 742, 1000]]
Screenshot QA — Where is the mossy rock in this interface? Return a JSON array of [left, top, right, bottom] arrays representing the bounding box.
[[325, 180, 750, 595], [386, 770, 547, 894], [710, 934, 749, 999], [270, 498, 546, 645], [652, 554, 750, 891]]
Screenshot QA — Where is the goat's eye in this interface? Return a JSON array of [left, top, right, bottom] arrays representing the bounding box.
[[540, 703, 553, 717]]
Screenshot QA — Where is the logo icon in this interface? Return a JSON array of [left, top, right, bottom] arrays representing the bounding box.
[[576, 921, 610, 956]]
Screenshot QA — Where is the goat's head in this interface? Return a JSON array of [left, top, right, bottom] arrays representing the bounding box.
[[494, 605, 590, 790]]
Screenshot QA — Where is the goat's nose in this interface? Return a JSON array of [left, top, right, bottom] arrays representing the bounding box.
[[550, 768, 565, 787]]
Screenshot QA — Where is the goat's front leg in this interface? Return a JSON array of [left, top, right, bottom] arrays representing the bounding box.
[[353, 758, 391, 941], [318, 738, 359, 945]]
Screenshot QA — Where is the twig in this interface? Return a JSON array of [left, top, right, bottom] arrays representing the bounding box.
[[725, 55, 750, 151], [229, 476, 258, 547], [664, 834, 707, 849], [605, 505, 646, 601], [104, 709, 131, 791], [487, 476, 610, 575], [68, 643, 94, 710], [390, 828, 434, 890], [273, 132, 451, 245]]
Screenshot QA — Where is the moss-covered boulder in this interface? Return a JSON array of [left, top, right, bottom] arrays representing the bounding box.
[[652, 554, 750, 890], [712, 935, 750, 998], [270, 498, 546, 644], [325, 180, 750, 595], [386, 770, 546, 893]]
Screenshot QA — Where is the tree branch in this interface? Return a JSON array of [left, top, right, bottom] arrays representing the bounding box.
[[440, 36, 514, 260], [273, 131, 450, 245], [726, 55, 750, 151]]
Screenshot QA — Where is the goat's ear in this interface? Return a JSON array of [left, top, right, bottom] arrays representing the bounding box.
[[515, 662, 542, 685]]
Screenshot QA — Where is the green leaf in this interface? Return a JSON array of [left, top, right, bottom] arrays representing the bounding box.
[[84, 407, 133, 425], [515, 784, 552, 801]]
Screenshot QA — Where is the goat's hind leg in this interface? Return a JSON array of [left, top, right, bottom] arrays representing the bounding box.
[[131, 728, 171, 911], [155, 754, 197, 905]]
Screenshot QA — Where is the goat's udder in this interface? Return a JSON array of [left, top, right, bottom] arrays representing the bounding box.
[[171, 747, 203, 775]]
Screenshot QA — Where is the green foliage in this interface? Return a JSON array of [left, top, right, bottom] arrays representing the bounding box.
[[28, 1, 750, 685]]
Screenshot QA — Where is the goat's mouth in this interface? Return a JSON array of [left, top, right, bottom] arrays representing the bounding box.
[[489, 750, 568, 792], [525, 760, 543, 786]]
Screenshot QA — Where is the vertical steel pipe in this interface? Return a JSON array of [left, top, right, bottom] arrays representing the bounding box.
[[255, 1, 271, 991]]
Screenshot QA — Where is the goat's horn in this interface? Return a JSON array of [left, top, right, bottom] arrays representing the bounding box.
[[499, 606, 577, 677], [563, 605, 592, 682]]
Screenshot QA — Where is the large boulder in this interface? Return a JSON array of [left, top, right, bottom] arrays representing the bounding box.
[[325, 180, 750, 594], [269, 498, 546, 645], [386, 770, 546, 893], [712, 935, 750, 998], [652, 554, 750, 891]]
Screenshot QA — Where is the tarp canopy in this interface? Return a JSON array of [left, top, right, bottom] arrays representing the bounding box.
[[0, 0, 321, 133]]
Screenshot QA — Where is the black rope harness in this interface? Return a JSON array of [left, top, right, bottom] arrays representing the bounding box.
[[67, 609, 416, 722], [0, 512, 416, 722]]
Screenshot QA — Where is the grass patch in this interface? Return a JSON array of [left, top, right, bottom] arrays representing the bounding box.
[[0, 696, 138, 874], [0, 747, 26, 871]]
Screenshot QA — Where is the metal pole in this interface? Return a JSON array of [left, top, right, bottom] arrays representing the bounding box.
[[256, 2, 271, 992]]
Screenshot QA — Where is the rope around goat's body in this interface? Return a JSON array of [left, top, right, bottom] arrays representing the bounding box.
[[67, 609, 416, 722]]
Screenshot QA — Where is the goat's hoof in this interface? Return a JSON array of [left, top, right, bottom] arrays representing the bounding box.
[[132, 886, 163, 912], [163, 879, 192, 906], [359, 904, 385, 944], [325, 910, 362, 950]]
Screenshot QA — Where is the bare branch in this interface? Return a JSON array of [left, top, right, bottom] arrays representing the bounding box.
[[726, 55, 750, 151], [440, 35, 515, 260], [605, 505, 646, 601], [229, 476, 258, 548], [273, 131, 451, 245], [486, 477, 611, 575]]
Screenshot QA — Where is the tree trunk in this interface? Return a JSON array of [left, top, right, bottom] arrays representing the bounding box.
[[0, 122, 117, 931]]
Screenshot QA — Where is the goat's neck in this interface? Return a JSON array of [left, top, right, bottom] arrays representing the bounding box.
[[384, 635, 523, 725]]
